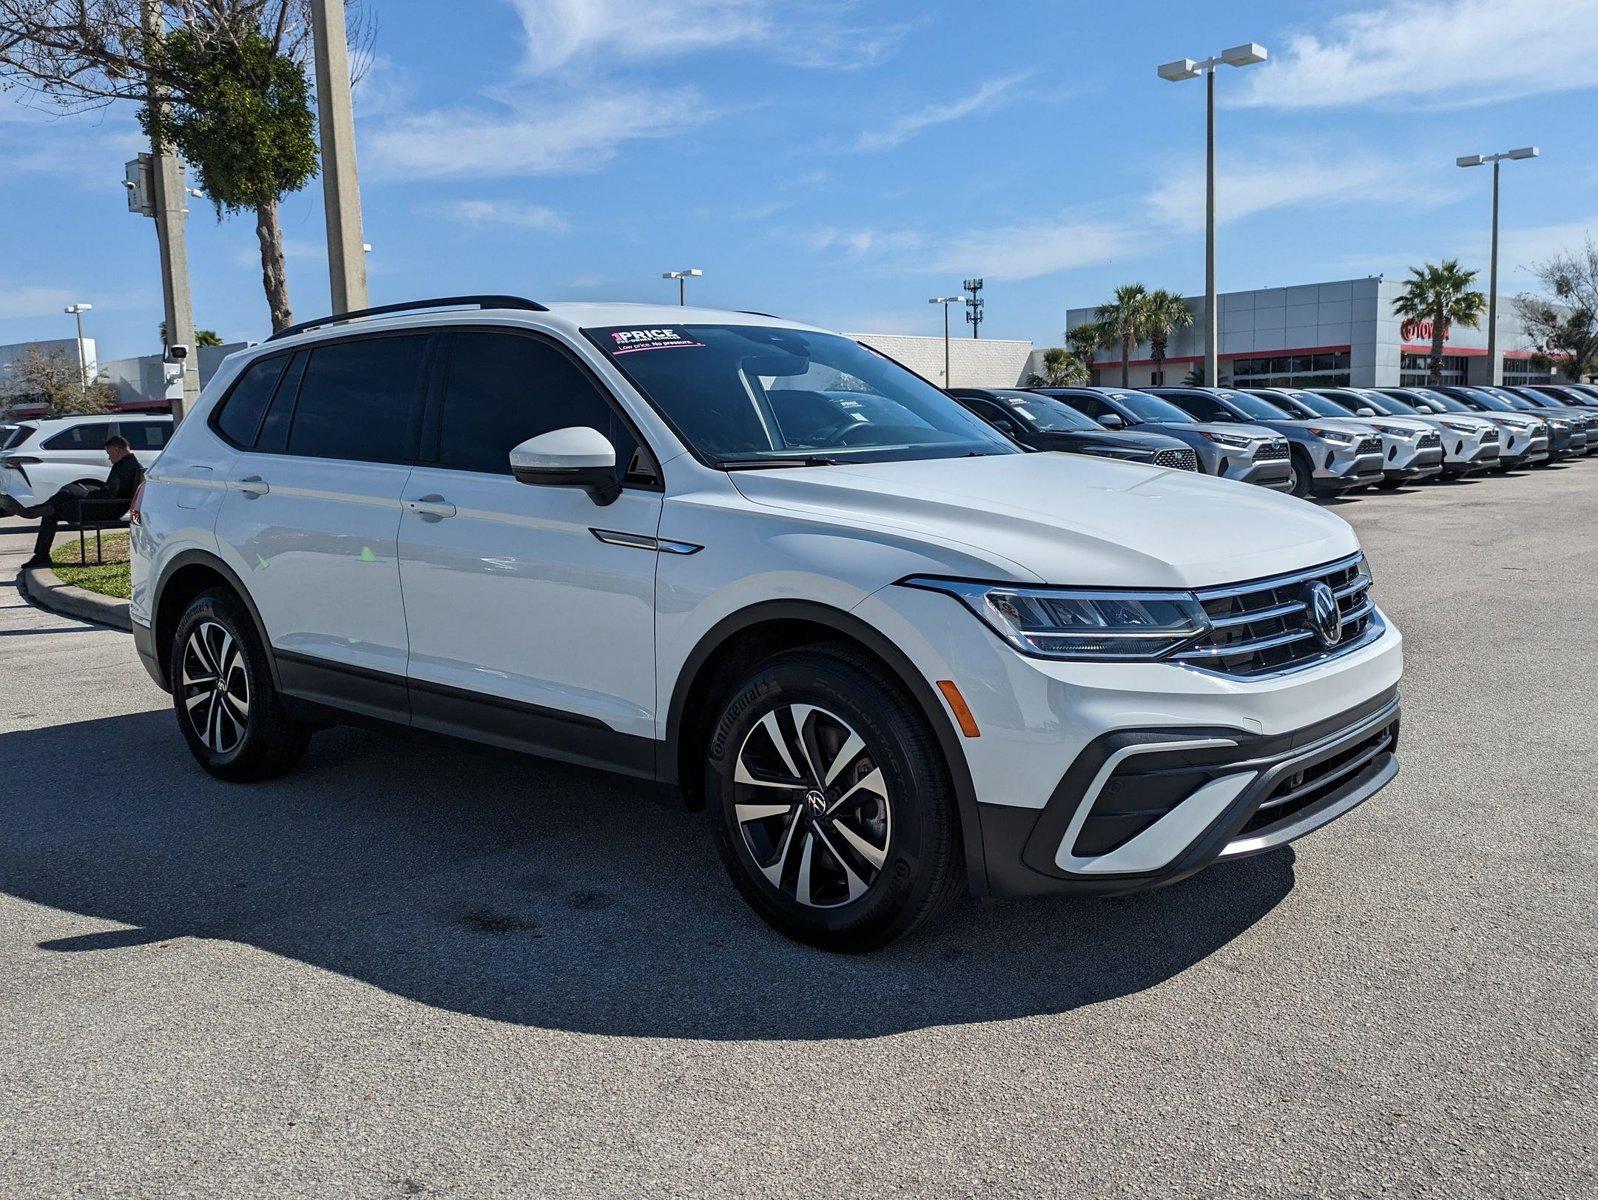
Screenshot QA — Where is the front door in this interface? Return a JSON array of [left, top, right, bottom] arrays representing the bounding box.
[[397, 328, 663, 776]]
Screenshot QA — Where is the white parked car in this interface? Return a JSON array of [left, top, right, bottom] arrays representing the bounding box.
[[0, 414, 172, 513], [129, 298, 1403, 950]]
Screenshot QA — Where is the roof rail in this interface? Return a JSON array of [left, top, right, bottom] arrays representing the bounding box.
[[266, 295, 549, 342]]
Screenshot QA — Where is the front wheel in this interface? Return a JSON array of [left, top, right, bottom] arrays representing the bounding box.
[[1287, 449, 1314, 499], [170, 589, 312, 782], [704, 645, 964, 951]]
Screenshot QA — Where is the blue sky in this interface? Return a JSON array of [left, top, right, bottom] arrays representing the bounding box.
[[4, 0, 1597, 362]]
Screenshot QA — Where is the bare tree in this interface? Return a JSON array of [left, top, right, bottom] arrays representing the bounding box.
[[0, 1, 371, 332], [4, 345, 117, 415], [1515, 238, 1598, 382]]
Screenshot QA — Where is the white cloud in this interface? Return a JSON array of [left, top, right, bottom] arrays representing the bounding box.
[[931, 217, 1149, 281], [855, 72, 1032, 152], [1487, 217, 1598, 283], [1145, 152, 1452, 231], [365, 88, 710, 180], [808, 227, 924, 257], [1237, 0, 1598, 109], [430, 199, 569, 232], [0, 285, 81, 321], [506, 0, 905, 74]]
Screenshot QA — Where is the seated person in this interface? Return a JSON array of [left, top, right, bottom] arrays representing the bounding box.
[[19, 434, 145, 569]]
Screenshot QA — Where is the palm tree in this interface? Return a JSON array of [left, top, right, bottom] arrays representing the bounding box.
[[1392, 260, 1487, 384], [1144, 289, 1195, 385], [1095, 284, 1152, 388], [1039, 347, 1086, 385], [1066, 321, 1108, 383]]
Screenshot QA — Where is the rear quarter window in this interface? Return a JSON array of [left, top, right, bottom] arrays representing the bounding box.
[[211, 355, 290, 448]]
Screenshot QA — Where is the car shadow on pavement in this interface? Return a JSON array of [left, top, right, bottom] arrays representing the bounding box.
[[3, 711, 1295, 1041]]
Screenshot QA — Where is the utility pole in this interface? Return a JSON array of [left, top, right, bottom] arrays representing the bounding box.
[[64, 303, 93, 388], [142, 1, 199, 421], [963, 278, 984, 339], [312, 0, 369, 314]]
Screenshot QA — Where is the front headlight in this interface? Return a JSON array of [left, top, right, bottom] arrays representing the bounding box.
[[901, 578, 1211, 660], [1198, 430, 1254, 448], [1308, 428, 1358, 444]]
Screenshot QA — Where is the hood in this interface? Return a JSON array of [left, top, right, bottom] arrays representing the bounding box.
[[1288, 416, 1383, 437], [727, 452, 1357, 589], [1140, 421, 1284, 445], [1378, 414, 1490, 435], [1475, 412, 1545, 431]]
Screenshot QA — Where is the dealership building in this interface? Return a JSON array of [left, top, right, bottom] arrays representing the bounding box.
[[1068, 275, 1560, 390]]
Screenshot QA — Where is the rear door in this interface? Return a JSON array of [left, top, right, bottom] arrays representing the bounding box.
[[212, 332, 431, 721], [397, 328, 663, 772]]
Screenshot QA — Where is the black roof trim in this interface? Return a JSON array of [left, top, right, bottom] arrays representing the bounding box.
[[266, 295, 549, 342]]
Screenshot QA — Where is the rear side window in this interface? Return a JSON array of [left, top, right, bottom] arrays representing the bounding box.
[[40, 422, 114, 450], [213, 356, 288, 448], [432, 331, 638, 476], [120, 421, 172, 451], [285, 335, 429, 463]]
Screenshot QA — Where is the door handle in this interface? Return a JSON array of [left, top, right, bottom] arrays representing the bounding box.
[[237, 475, 269, 497], [404, 494, 457, 520]]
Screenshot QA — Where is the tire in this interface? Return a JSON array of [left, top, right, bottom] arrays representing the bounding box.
[[704, 644, 965, 952], [169, 588, 311, 782], [1287, 449, 1314, 499]]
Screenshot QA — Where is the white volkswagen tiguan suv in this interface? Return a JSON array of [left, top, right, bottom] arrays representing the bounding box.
[[130, 297, 1403, 950]]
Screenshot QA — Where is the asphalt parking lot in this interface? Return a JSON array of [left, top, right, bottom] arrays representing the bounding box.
[[1, 464, 1593, 1199]]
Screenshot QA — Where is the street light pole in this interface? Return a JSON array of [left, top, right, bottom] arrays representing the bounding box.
[[1158, 43, 1268, 388], [929, 296, 962, 385], [1457, 147, 1538, 386], [662, 269, 703, 306], [64, 303, 92, 387]]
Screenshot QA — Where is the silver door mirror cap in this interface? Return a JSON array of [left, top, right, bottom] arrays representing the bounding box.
[[510, 427, 620, 505]]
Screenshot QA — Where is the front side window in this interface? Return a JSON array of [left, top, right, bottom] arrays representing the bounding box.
[[285, 335, 429, 463], [120, 421, 172, 450], [587, 324, 1015, 466], [434, 331, 638, 476], [1164, 393, 1235, 423]]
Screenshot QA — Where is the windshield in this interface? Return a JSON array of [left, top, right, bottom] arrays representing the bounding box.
[[1214, 389, 1289, 420], [1337, 390, 1410, 417], [587, 324, 1016, 466], [1275, 389, 1348, 418], [990, 391, 1102, 432], [1400, 387, 1468, 413], [1476, 386, 1536, 411], [1450, 386, 1516, 412], [1099, 389, 1194, 424]]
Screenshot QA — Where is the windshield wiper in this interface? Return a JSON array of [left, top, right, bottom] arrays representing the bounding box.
[[716, 456, 844, 470]]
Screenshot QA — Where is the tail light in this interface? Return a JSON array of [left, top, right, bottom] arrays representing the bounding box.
[[128, 480, 146, 526]]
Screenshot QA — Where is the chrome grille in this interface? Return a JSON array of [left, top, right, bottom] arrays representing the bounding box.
[[1417, 432, 1441, 449], [1255, 440, 1290, 462], [1153, 448, 1200, 472], [1171, 554, 1377, 678], [1482, 428, 1500, 443], [1356, 436, 1382, 456]]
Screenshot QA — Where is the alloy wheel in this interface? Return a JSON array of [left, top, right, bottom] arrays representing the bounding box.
[[732, 704, 892, 909], [180, 620, 250, 756]]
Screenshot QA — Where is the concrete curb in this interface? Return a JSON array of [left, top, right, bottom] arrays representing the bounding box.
[[19, 564, 132, 632]]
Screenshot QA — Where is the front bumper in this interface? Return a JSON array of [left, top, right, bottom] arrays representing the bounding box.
[[979, 687, 1400, 898], [1312, 445, 1386, 491], [1219, 447, 1293, 491]]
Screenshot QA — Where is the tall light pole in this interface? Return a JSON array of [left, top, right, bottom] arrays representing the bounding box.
[[311, 0, 369, 314], [662, 268, 703, 306], [929, 296, 962, 385], [63, 303, 93, 388], [1458, 146, 1539, 386], [1158, 42, 1268, 388]]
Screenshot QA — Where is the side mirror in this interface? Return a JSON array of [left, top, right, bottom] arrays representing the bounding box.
[[1356, 408, 1377, 417], [510, 427, 620, 506], [1099, 412, 1125, 430]]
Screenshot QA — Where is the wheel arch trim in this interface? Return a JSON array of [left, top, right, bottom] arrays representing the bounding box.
[[150, 549, 280, 694], [663, 598, 990, 894]]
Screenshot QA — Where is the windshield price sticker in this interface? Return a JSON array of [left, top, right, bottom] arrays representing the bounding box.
[[610, 328, 704, 354]]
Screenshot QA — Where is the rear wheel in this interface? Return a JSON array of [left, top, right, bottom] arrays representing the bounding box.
[[704, 645, 964, 951], [170, 589, 311, 782]]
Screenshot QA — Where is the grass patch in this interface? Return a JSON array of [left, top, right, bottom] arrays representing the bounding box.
[[52, 530, 132, 600]]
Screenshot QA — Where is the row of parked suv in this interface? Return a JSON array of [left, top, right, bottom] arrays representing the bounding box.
[[946, 382, 1598, 500]]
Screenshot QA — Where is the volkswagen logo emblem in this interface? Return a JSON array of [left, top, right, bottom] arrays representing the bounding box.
[[1304, 581, 1342, 648]]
